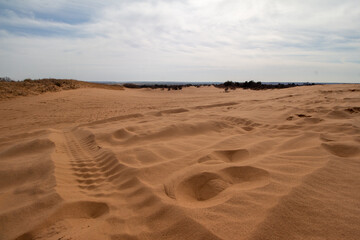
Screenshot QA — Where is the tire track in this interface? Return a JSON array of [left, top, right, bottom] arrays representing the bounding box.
[[63, 130, 122, 196]]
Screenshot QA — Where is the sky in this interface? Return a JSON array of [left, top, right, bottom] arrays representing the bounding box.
[[0, 0, 359, 83]]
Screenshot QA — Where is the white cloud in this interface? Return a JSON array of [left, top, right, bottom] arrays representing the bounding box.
[[0, 0, 359, 82]]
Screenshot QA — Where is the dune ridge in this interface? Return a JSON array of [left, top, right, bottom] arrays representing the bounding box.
[[0, 84, 359, 239]]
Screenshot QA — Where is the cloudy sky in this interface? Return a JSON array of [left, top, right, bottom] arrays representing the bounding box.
[[0, 0, 359, 83]]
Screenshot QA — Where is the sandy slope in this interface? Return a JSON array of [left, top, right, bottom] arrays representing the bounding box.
[[0, 84, 359, 240]]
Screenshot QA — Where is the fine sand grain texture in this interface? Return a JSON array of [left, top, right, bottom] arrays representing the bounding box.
[[0, 84, 360, 240]]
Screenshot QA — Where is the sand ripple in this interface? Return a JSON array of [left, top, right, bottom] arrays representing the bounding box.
[[0, 84, 359, 239]]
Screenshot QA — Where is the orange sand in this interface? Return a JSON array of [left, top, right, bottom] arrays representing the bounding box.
[[0, 84, 359, 240]]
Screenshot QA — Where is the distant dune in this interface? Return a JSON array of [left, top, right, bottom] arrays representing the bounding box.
[[0, 84, 359, 240], [0, 79, 123, 100]]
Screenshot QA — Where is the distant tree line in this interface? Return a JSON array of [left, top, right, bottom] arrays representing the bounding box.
[[217, 80, 314, 90], [0, 77, 14, 82], [122, 81, 315, 91]]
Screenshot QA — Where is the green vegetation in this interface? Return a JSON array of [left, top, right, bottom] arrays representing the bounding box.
[[218, 80, 314, 90]]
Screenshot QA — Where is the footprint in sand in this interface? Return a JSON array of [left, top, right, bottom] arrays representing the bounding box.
[[198, 149, 250, 164], [165, 166, 269, 207], [16, 201, 109, 239], [321, 143, 360, 157]]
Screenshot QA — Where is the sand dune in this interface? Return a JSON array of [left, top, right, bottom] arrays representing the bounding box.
[[0, 84, 359, 239]]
